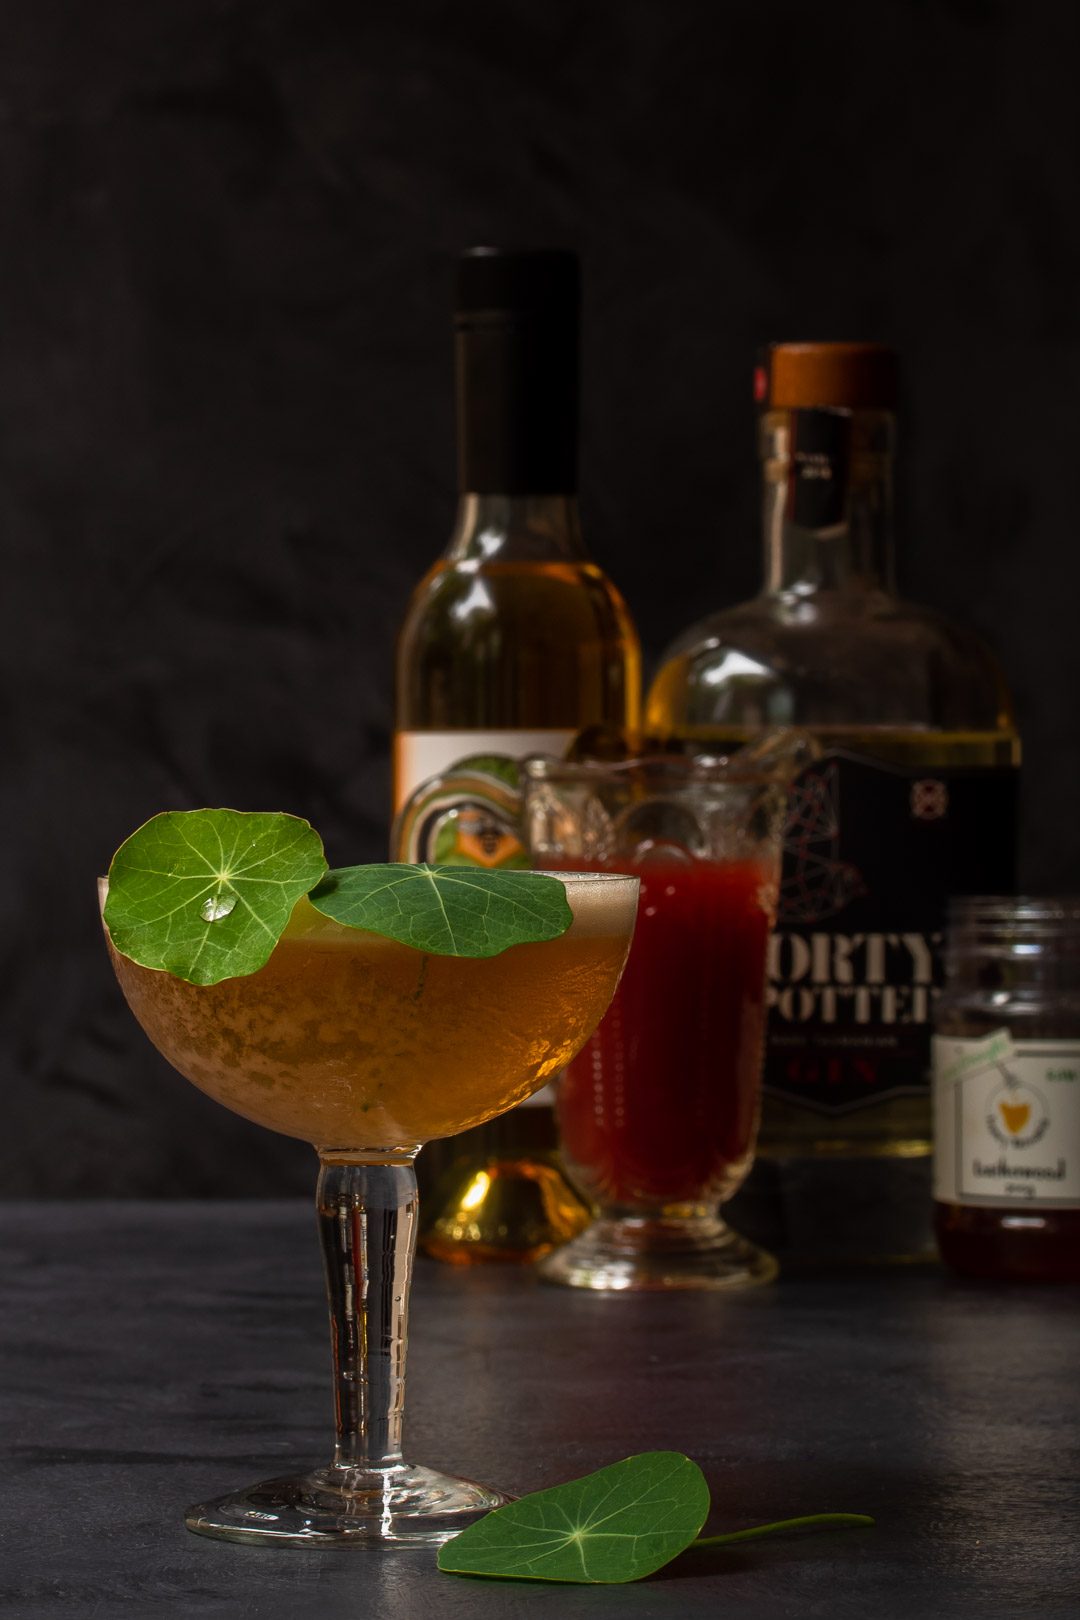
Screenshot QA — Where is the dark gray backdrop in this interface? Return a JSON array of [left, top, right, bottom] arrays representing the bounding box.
[[5, 0, 1078, 1194]]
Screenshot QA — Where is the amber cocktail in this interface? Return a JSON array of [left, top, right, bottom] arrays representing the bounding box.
[[104, 870, 637, 1546]]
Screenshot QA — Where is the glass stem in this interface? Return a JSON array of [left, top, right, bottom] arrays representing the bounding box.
[[316, 1155, 419, 1472]]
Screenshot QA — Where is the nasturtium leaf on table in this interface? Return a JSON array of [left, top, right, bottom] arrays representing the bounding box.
[[103, 809, 327, 985], [309, 864, 574, 958], [437, 1452, 710, 1583]]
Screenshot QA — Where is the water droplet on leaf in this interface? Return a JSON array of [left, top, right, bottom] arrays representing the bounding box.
[[201, 892, 237, 922]]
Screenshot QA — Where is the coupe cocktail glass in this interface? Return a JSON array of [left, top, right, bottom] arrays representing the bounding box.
[[102, 872, 638, 1545], [524, 738, 807, 1291]]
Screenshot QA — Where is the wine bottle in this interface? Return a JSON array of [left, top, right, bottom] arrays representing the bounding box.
[[394, 247, 640, 1262]]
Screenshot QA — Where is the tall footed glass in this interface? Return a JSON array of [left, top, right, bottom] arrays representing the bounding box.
[[524, 736, 809, 1291], [101, 873, 638, 1545]]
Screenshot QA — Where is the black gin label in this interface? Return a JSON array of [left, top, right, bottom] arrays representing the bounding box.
[[765, 753, 1019, 1114]]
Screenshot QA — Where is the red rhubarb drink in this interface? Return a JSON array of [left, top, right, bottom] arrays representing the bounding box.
[[524, 741, 803, 1289], [555, 857, 773, 1209]]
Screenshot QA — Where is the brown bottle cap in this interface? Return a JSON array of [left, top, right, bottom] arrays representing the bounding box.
[[757, 342, 898, 409]]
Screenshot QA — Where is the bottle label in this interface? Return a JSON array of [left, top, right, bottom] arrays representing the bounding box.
[[786, 408, 851, 530], [933, 1031, 1080, 1208], [393, 726, 576, 1110], [394, 729, 577, 817], [763, 752, 1018, 1116]]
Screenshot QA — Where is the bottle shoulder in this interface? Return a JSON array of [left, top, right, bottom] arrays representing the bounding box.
[[660, 589, 1001, 660], [399, 558, 638, 644], [647, 590, 1016, 735], [396, 557, 641, 733]]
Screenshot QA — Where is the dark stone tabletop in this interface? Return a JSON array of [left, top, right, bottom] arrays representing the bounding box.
[[3, 1201, 1078, 1619]]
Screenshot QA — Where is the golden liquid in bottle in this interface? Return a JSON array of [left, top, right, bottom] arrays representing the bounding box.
[[396, 547, 640, 1259], [396, 558, 640, 754]]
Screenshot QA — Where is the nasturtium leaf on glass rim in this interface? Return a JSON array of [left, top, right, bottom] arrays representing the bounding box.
[[309, 864, 574, 958], [103, 809, 328, 986], [437, 1452, 710, 1584]]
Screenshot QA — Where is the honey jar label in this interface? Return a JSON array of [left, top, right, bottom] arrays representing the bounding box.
[[933, 1031, 1080, 1208]]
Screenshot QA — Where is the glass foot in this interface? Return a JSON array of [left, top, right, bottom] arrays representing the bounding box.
[[185, 1461, 511, 1547], [539, 1211, 778, 1292]]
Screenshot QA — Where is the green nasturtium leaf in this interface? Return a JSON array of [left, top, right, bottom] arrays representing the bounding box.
[[103, 809, 327, 986], [437, 1453, 710, 1584], [309, 864, 573, 958]]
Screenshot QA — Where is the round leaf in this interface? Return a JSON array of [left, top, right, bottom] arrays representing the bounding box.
[[308, 864, 573, 957], [103, 809, 327, 985], [437, 1452, 711, 1583]]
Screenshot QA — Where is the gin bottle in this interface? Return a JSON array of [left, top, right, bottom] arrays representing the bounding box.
[[646, 343, 1019, 1263]]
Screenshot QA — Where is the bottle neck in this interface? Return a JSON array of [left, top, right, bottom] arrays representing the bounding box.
[[447, 492, 586, 564], [455, 307, 578, 495], [762, 407, 896, 595]]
